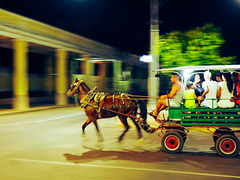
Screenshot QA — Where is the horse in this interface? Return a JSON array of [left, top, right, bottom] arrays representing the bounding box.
[[66, 79, 147, 142]]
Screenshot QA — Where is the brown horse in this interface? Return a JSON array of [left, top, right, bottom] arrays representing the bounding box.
[[66, 79, 147, 142]]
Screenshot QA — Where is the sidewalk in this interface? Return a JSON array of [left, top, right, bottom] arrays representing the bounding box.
[[0, 104, 76, 116]]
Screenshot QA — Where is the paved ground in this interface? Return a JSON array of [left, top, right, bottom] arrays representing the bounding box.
[[0, 106, 240, 180]]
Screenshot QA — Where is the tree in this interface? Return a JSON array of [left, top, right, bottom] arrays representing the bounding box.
[[152, 24, 236, 68]]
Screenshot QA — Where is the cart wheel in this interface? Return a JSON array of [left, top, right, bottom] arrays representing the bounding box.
[[178, 131, 187, 143], [213, 128, 234, 143], [215, 134, 240, 158], [161, 132, 184, 153]]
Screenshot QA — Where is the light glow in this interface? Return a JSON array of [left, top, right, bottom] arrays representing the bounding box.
[[235, 0, 240, 6], [139, 55, 153, 63]]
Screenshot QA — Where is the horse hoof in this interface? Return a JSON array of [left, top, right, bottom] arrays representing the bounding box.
[[82, 134, 88, 141], [95, 141, 103, 148], [118, 136, 124, 142]]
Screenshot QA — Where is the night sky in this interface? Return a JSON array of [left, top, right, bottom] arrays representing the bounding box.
[[0, 0, 239, 61]]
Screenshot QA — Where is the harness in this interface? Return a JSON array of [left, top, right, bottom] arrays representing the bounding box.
[[70, 81, 163, 134], [79, 86, 108, 118]]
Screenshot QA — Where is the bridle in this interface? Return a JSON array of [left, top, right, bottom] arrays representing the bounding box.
[[67, 79, 83, 97], [70, 81, 81, 93]]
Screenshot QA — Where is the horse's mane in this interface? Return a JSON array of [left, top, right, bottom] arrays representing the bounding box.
[[81, 82, 91, 91]]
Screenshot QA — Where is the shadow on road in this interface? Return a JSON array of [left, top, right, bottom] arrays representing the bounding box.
[[63, 148, 240, 165]]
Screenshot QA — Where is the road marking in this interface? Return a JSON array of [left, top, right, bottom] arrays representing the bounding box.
[[0, 113, 85, 126], [13, 158, 240, 179], [48, 144, 77, 148], [34, 113, 85, 122]]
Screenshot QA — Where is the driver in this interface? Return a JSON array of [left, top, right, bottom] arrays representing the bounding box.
[[149, 72, 184, 118]]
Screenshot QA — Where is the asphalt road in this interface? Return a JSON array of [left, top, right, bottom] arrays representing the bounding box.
[[0, 107, 239, 180]]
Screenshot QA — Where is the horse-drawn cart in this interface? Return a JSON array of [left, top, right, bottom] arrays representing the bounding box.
[[145, 106, 240, 158], [137, 65, 240, 158]]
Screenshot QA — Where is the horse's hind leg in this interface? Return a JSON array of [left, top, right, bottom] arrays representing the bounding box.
[[129, 116, 142, 139], [118, 115, 130, 142], [82, 118, 92, 137], [92, 119, 103, 142]]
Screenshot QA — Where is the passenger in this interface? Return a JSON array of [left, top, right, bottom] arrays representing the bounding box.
[[217, 72, 235, 108], [184, 81, 197, 109], [232, 72, 240, 106], [149, 72, 184, 117], [193, 73, 204, 97], [198, 71, 218, 108], [216, 72, 223, 83]]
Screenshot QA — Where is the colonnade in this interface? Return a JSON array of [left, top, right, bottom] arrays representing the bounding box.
[[0, 9, 145, 110], [12, 40, 123, 110]]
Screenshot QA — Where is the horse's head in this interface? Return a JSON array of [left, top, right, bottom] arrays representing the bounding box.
[[66, 78, 83, 97]]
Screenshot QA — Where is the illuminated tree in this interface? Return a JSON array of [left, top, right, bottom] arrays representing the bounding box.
[[152, 24, 236, 68]]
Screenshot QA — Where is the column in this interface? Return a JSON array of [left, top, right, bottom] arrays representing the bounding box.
[[70, 58, 77, 82], [82, 55, 94, 87], [148, 55, 159, 108], [148, 0, 160, 109], [13, 40, 29, 109], [55, 49, 68, 105], [113, 61, 122, 91], [80, 58, 86, 75], [98, 62, 106, 90], [98, 63, 106, 77], [83, 55, 94, 77]]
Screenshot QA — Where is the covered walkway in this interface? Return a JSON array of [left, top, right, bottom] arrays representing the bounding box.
[[0, 9, 147, 110]]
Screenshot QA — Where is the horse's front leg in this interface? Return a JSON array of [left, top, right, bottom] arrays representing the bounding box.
[[92, 119, 103, 142], [82, 118, 92, 137], [118, 115, 130, 142]]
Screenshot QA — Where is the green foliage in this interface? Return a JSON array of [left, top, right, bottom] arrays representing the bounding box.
[[152, 24, 236, 68]]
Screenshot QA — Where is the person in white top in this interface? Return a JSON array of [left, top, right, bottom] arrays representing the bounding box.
[[217, 72, 235, 108], [198, 71, 218, 108]]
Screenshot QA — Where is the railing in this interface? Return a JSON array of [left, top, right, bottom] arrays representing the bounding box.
[[168, 98, 240, 127]]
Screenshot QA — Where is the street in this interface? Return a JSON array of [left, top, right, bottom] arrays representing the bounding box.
[[0, 106, 239, 180]]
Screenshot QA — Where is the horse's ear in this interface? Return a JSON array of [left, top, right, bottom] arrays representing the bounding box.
[[75, 78, 78, 82]]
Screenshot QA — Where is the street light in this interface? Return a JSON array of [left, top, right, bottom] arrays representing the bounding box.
[[235, 0, 240, 6]]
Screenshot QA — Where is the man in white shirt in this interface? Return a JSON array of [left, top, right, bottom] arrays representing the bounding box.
[[198, 71, 218, 108]]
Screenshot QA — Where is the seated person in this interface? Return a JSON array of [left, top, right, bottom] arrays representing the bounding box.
[[232, 72, 240, 106], [217, 72, 235, 108], [198, 71, 218, 108], [184, 81, 197, 109], [193, 73, 204, 97], [149, 72, 184, 117], [216, 72, 223, 83]]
